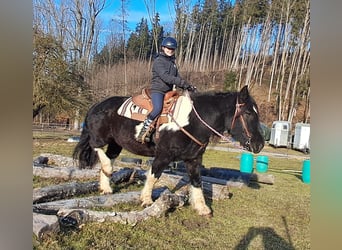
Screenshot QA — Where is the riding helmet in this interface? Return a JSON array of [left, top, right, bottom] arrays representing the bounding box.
[[161, 37, 177, 49]]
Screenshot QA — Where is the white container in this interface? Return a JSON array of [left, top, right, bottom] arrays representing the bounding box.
[[293, 123, 310, 153], [269, 121, 291, 147]]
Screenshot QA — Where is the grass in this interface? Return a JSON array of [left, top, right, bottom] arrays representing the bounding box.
[[33, 132, 310, 249]]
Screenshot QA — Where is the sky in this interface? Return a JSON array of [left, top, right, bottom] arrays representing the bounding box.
[[99, 0, 181, 41]]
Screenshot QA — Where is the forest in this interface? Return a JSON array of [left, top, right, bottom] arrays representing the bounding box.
[[33, 0, 310, 129]]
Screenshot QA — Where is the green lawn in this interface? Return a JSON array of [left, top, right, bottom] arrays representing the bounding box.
[[33, 132, 310, 249]]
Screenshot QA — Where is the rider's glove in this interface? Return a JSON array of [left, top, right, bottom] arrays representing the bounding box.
[[180, 80, 197, 92]]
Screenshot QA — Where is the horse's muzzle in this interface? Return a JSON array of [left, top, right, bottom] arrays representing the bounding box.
[[244, 138, 264, 153], [243, 139, 251, 151]]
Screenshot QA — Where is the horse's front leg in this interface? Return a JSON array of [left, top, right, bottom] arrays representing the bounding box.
[[140, 157, 168, 207], [140, 168, 158, 207], [186, 158, 212, 216]]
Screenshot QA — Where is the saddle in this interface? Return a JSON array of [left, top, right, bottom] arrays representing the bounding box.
[[132, 88, 179, 113], [131, 88, 180, 124], [117, 88, 192, 141]]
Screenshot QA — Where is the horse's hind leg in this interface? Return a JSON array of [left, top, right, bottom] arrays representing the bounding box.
[[94, 148, 113, 194], [104, 141, 122, 175], [186, 158, 212, 216], [94, 142, 122, 194]]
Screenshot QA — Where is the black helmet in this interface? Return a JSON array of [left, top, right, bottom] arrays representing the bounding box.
[[161, 37, 177, 49]]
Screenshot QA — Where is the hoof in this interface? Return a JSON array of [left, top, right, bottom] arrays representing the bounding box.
[[195, 206, 212, 216], [100, 187, 113, 195], [140, 196, 153, 207], [141, 201, 153, 208], [201, 212, 213, 218]]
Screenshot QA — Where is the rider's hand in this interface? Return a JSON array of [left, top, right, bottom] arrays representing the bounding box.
[[181, 80, 197, 92], [186, 84, 197, 92]]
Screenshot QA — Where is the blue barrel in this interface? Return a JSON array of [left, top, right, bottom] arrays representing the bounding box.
[[302, 159, 310, 184], [256, 155, 269, 173], [240, 152, 254, 173]]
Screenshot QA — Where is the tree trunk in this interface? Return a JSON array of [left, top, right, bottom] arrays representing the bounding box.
[[33, 104, 46, 119], [268, 8, 284, 102]]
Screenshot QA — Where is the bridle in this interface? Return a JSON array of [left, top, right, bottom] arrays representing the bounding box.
[[230, 99, 252, 146]]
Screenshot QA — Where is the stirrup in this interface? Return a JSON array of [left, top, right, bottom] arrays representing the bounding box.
[[136, 126, 151, 142], [141, 129, 152, 143], [136, 128, 147, 142], [136, 118, 155, 143], [137, 127, 154, 143]]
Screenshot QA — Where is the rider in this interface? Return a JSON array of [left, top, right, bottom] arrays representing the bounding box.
[[136, 36, 196, 143]]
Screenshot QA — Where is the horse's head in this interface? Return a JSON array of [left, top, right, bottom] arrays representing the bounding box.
[[229, 86, 265, 153]]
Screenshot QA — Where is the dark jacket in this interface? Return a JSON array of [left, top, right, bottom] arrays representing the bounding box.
[[151, 52, 184, 93]]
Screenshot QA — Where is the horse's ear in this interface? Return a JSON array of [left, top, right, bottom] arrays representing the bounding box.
[[238, 85, 249, 103]]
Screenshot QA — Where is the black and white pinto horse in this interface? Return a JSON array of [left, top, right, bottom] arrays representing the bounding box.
[[73, 86, 264, 216]]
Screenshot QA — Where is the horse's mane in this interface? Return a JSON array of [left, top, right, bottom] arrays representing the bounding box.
[[191, 90, 237, 98], [191, 89, 257, 111]]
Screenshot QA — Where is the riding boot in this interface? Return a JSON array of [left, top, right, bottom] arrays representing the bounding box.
[[136, 118, 154, 143]]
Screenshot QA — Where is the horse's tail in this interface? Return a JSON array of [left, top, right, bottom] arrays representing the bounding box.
[[73, 122, 98, 169]]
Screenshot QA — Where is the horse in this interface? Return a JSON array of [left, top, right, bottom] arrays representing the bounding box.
[[73, 85, 264, 216]]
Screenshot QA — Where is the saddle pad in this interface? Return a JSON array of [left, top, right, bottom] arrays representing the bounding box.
[[117, 97, 149, 120], [117, 94, 192, 131]]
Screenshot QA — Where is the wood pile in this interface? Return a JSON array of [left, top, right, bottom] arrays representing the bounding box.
[[33, 154, 274, 239]]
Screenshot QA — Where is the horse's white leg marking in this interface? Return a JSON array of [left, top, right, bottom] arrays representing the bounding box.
[[94, 148, 113, 194], [140, 168, 157, 207], [190, 186, 212, 216]]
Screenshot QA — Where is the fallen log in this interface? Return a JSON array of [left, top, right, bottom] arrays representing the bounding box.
[[33, 213, 60, 240], [207, 167, 275, 185], [33, 165, 100, 180], [34, 154, 77, 167], [250, 172, 275, 184], [33, 188, 167, 213], [33, 168, 144, 204], [172, 166, 274, 185], [33, 181, 99, 204], [170, 170, 247, 188], [156, 172, 232, 200], [57, 189, 187, 226], [33, 163, 138, 181]]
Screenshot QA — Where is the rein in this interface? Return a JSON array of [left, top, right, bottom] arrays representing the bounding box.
[[191, 102, 232, 143], [169, 115, 207, 148]]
